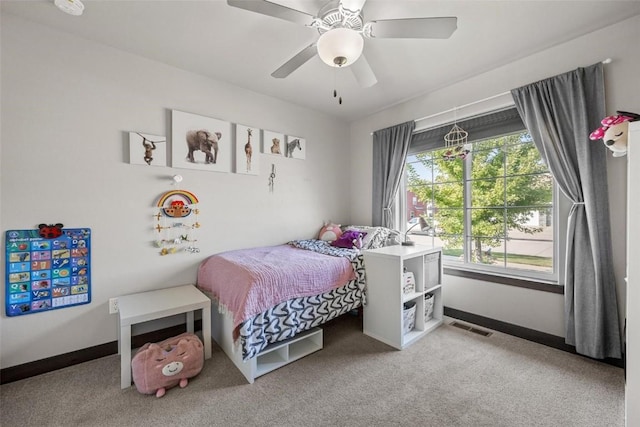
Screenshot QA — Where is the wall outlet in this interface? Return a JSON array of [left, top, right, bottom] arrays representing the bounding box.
[[109, 298, 119, 314]]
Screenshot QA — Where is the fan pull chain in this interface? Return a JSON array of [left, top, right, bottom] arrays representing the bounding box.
[[333, 68, 338, 104], [332, 66, 343, 105], [333, 68, 338, 103]]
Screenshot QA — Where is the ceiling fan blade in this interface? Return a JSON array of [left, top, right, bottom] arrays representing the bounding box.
[[340, 0, 368, 13], [283, 0, 328, 16], [369, 17, 457, 39], [227, 0, 315, 26], [350, 54, 377, 88], [271, 44, 318, 78]]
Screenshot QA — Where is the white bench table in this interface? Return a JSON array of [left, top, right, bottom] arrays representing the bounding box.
[[117, 284, 212, 389]]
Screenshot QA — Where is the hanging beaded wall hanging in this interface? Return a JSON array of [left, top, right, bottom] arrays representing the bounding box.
[[153, 189, 201, 255]]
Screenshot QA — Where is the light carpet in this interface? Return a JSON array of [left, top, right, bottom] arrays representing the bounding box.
[[0, 315, 624, 427]]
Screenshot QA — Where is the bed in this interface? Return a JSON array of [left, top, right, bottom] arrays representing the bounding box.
[[196, 226, 397, 383]]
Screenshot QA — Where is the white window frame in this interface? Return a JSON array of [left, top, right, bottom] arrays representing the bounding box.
[[400, 107, 567, 287]]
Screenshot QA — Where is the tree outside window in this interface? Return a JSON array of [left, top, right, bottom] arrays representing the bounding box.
[[405, 131, 554, 276]]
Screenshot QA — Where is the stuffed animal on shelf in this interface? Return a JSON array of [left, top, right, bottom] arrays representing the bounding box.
[[318, 222, 343, 242], [131, 332, 204, 398], [589, 111, 640, 157]]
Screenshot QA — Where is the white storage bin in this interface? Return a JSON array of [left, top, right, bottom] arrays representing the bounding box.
[[424, 293, 435, 321], [424, 253, 440, 288], [403, 301, 416, 334], [403, 271, 415, 294]]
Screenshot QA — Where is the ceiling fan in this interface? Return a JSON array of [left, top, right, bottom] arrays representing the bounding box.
[[227, 0, 457, 88]]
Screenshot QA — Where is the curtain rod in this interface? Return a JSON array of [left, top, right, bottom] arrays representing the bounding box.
[[413, 58, 613, 124], [414, 91, 510, 123]]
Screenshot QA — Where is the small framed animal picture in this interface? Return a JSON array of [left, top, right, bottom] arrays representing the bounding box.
[[235, 124, 260, 175], [129, 132, 166, 166], [262, 130, 284, 157], [285, 136, 306, 160], [171, 110, 232, 173]]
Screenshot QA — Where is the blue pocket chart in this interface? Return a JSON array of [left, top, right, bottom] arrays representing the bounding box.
[[5, 228, 91, 316]]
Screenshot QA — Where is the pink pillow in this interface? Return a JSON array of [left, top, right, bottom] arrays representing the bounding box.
[[331, 230, 367, 249], [132, 332, 204, 397]]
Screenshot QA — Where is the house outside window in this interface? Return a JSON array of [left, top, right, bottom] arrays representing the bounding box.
[[402, 108, 560, 284]]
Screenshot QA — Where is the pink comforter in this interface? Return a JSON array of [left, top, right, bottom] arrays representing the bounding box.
[[197, 245, 356, 329]]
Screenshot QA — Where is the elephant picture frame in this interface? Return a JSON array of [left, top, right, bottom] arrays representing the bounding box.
[[171, 110, 232, 173]]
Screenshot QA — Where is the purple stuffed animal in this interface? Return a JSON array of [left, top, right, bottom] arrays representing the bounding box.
[[331, 229, 367, 249]]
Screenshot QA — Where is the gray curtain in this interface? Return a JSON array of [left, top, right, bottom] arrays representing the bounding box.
[[511, 63, 621, 359], [372, 121, 416, 227]]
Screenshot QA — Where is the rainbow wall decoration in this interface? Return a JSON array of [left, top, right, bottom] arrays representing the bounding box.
[[157, 190, 199, 218]]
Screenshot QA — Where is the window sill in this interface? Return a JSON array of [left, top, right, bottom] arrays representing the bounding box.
[[443, 267, 564, 294]]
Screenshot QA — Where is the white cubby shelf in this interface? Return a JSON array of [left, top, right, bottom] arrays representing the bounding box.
[[363, 245, 443, 349]]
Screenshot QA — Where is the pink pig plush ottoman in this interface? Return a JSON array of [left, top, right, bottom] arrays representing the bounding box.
[[131, 332, 204, 398]]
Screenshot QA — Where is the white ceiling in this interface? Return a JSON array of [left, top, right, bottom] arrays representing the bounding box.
[[3, 0, 640, 122]]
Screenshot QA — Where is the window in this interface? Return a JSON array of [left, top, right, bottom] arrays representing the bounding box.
[[403, 108, 558, 283]]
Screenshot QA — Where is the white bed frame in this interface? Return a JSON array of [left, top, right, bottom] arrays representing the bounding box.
[[210, 298, 323, 383]]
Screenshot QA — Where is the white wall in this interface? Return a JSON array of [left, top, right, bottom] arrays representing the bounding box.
[[349, 15, 640, 337], [0, 15, 350, 369]]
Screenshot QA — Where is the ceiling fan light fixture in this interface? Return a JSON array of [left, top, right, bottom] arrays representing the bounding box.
[[317, 28, 364, 68]]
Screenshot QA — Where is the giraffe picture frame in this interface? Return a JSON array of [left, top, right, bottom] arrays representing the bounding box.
[[235, 124, 261, 175]]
